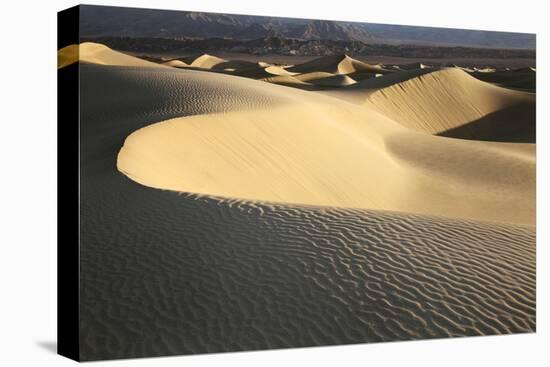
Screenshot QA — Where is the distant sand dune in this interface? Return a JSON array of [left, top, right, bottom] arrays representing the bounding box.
[[233, 63, 298, 79], [288, 54, 391, 75], [212, 59, 258, 71], [308, 74, 357, 87], [320, 67, 436, 103], [364, 68, 535, 141], [470, 68, 536, 92], [323, 68, 535, 142], [163, 59, 189, 68], [260, 75, 315, 89], [294, 71, 337, 82], [189, 53, 227, 69]]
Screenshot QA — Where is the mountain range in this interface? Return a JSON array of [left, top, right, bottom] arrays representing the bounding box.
[[79, 5, 536, 49]]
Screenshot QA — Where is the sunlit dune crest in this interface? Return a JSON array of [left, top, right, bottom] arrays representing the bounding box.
[[57, 42, 165, 69]]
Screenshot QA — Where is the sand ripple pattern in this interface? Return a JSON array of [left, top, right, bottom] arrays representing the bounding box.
[[81, 64, 289, 127], [80, 189, 535, 360]]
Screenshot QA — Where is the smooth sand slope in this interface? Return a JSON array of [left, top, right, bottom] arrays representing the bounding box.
[[60, 44, 536, 360]]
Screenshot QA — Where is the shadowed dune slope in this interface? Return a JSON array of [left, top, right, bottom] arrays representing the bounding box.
[[294, 71, 338, 82], [347, 70, 382, 81], [364, 68, 535, 140], [320, 67, 436, 103], [233, 63, 298, 79], [470, 68, 536, 92], [309, 74, 357, 86], [323, 68, 535, 142], [260, 75, 316, 89], [212, 59, 258, 71]]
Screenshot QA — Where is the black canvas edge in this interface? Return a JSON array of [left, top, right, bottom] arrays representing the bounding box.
[[57, 4, 81, 362]]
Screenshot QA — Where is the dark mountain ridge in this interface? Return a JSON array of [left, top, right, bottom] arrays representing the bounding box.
[[79, 5, 536, 49]]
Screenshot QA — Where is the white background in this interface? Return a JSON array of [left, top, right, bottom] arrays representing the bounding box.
[[0, 0, 547, 365]]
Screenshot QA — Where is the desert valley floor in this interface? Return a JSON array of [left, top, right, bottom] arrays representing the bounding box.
[[59, 43, 535, 360]]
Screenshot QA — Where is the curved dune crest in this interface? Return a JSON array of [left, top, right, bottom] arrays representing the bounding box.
[[190, 54, 227, 69], [289, 54, 390, 75], [234, 63, 299, 79], [163, 59, 189, 68], [57, 42, 163, 69]]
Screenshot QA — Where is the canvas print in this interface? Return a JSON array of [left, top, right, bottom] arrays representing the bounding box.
[[57, 4, 536, 361]]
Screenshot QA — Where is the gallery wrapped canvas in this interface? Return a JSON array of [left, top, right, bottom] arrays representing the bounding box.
[[58, 4, 536, 361]]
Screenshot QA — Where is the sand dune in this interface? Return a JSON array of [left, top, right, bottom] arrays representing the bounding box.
[[189, 54, 227, 69], [59, 43, 535, 223], [64, 43, 536, 360], [110, 65, 534, 224], [58, 42, 163, 69], [364, 68, 535, 141], [319, 67, 436, 104], [294, 71, 337, 82], [233, 63, 298, 79], [211, 59, 259, 71], [288, 54, 391, 75], [260, 75, 315, 89], [163, 59, 189, 68], [323, 67, 535, 142]]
